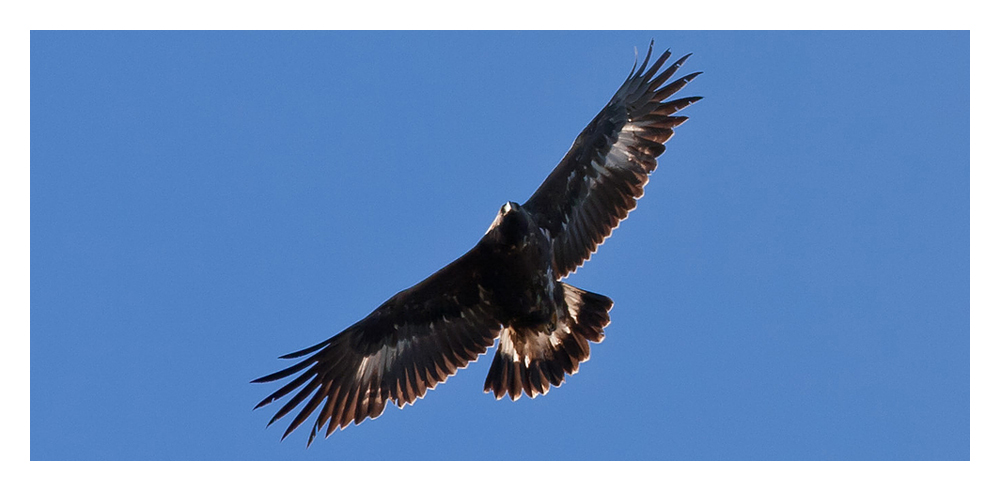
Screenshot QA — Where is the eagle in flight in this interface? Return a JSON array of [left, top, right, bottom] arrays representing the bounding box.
[[253, 42, 701, 445]]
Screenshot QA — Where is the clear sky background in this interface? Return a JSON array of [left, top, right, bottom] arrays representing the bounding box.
[[31, 31, 969, 461]]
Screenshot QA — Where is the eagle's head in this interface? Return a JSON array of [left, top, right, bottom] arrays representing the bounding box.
[[486, 201, 531, 248]]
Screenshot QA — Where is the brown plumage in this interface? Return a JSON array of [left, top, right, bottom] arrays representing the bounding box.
[[253, 42, 700, 445]]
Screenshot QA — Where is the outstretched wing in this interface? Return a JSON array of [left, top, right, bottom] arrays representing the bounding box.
[[523, 42, 701, 279], [252, 246, 502, 445]]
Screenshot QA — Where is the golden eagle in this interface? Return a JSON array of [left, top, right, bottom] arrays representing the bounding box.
[[253, 43, 701, 445]]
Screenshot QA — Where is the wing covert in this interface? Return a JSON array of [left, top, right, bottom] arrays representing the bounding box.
[[523, 42, 701, 278], [252, 247, 502, 445]]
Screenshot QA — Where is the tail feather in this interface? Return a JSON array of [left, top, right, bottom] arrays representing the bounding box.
[[484, 283, 613, 401]]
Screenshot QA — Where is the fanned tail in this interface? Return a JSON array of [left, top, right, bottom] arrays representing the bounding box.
[[484, 283, 613, 400]]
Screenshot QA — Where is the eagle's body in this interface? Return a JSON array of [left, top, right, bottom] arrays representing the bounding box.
[[481, 202, 560, 330], [253, 43, 701, 445]]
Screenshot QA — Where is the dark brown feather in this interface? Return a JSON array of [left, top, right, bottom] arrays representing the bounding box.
[[523, 45, 700, 279], [483, 283, 613, 401], [252, 247, 502, 445], [256, 43, 697, 445]]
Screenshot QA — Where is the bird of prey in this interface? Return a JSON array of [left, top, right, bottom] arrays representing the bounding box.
[[253, 42, 701, 445]]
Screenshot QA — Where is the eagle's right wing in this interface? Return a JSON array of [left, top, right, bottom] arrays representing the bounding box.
[[252, 246, 502, 446]]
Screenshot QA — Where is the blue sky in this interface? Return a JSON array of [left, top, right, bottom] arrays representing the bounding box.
[[30, 31, 969, 460]]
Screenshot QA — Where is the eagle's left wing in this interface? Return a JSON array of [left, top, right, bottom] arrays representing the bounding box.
[[523, 43, 701, 279]]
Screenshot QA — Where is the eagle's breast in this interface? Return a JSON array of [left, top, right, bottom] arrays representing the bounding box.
[[479, 202, 559, 330]]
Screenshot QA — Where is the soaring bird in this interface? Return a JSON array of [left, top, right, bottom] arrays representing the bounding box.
[[253, 42, 701, 445]]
